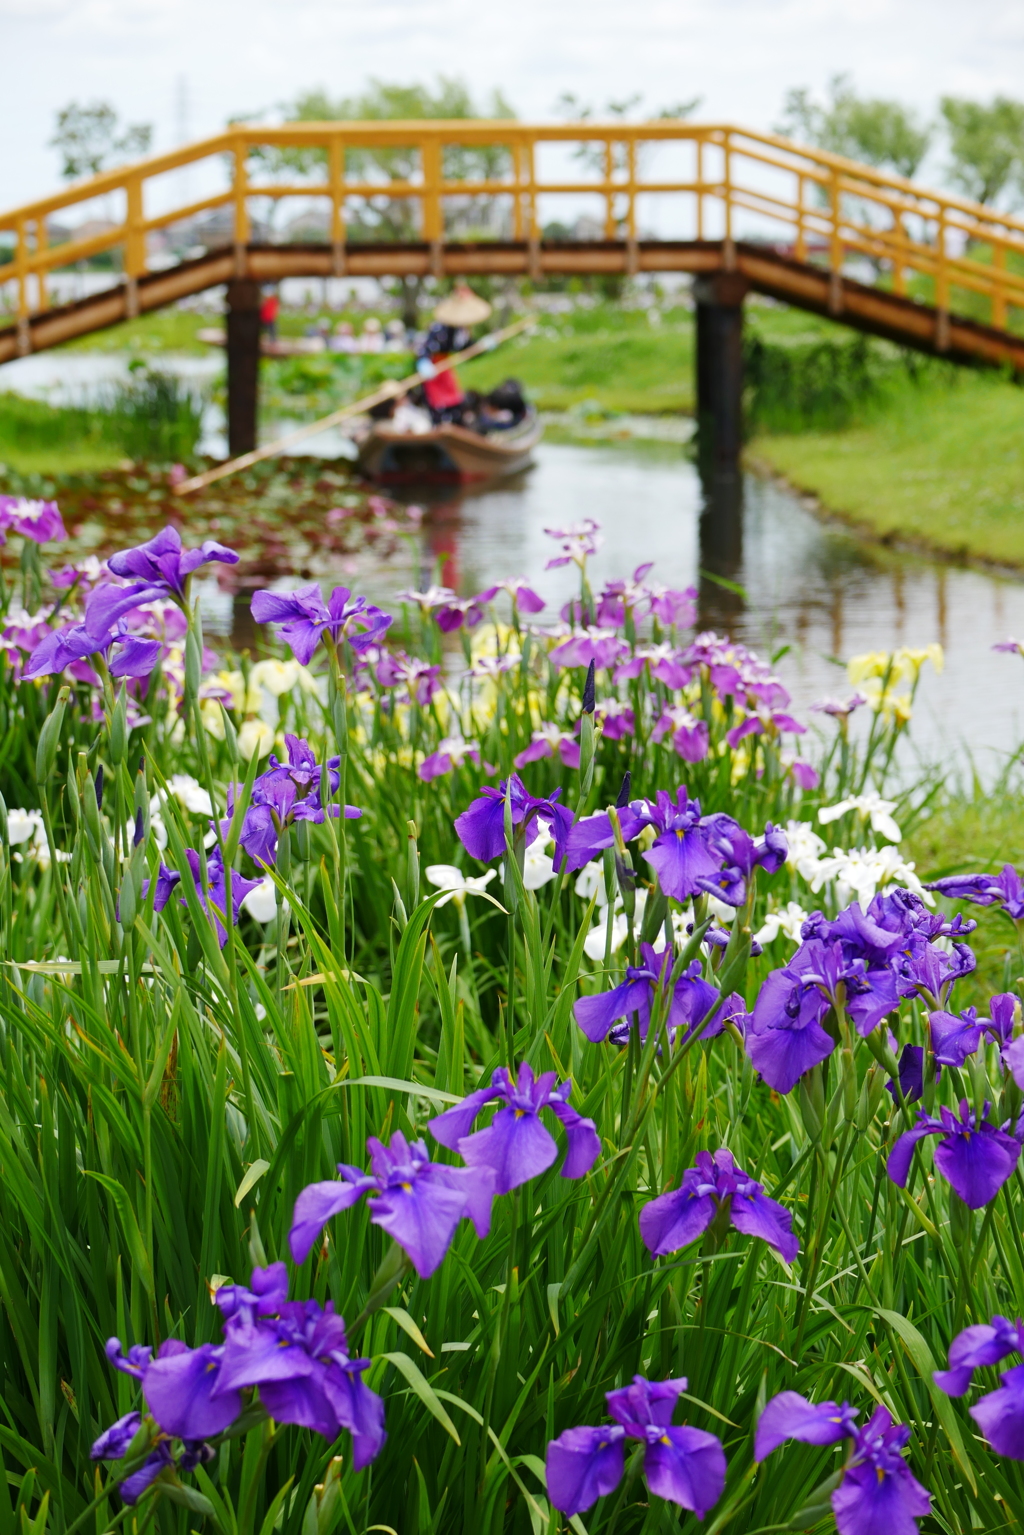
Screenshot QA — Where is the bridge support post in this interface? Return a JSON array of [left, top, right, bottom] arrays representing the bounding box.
[[693, 272, 749, 467], [225, 279, 262, 457]]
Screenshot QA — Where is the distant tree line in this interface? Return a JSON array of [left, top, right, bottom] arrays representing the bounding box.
[[49, 76, 1024, 216], [778, 74, 1024, 209]]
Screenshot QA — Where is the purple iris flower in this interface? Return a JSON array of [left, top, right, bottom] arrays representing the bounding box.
[[239, 734, 361, 865], [648, 584, 697, 627], [289, 1131, 495, 1279], [888, 1100, 1021, 1208], [213, 1263, 385, 1466], [934, 1314, 1024, 1397], [0, 495, 67, 543], [698, 814, 788, 907], [428, 1061, 599, 1193], [635, 789, 723, 902], [162, 847, 261, 947], [925, 865, 1024, 921], [118, 1443, 174, 1505], [651, 706, 709, 763], [90, 1411, 142, 1461], [574, 945, 719, 1046], [930, 992, 1016, 1071], [746, 941, 850, 1094], [105, 1335, 242, 1440], [549, 628, 627, 671], [639, 1148, 799, 1264], [250, 583, 391, 665], [755, 1394, 931, 1535], [23, 618, 161, 681], [454, 774, 569, 864], [545, 1374, 726, 1519], [934, 1316, 1024, 1460], [107, 527, 239, 598], [433, 590, 493, 631]]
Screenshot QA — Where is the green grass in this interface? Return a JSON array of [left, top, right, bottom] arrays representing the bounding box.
[[0, 372, 204, 475], [61, 306, 214, 355], [462, 304, 696, 413], [0, 392, 127, 473], [752, 368, 1024, 566]]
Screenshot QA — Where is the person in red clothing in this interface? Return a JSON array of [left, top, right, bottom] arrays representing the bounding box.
[[416, 285, 491, 422], [260, 289, 279, 340]]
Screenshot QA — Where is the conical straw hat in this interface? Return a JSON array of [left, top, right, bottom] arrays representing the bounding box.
[[434, 284, 492, 325]]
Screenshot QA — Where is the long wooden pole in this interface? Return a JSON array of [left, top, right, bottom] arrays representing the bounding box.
[[174, 315, 536, 497]]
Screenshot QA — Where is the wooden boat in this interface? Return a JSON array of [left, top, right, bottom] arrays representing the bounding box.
[[354, 408, 542, 485]]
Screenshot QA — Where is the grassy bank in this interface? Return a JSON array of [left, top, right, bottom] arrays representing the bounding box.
[[752, 367, 1024, 568]]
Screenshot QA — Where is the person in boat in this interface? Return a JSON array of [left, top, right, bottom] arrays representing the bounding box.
[[416, 285, 492, 424]]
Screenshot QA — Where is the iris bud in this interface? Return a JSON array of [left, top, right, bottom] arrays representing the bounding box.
[[184, 628, 202, 704], [35, 685, 70, 784], [108, 686, 128, 766]]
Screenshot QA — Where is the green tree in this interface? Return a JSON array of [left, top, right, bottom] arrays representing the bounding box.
[[50, 101, 152, 181], [778, 74, 931, 179], [243, 77, 516, 325], [939, 95, 1024, 206]]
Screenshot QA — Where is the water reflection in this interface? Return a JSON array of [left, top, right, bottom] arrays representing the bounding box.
[[375, 439, 1024, 774], [697, 467, 744, 633]]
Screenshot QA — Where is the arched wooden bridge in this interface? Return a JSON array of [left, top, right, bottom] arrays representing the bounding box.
[[4, 119, 1024, 458]]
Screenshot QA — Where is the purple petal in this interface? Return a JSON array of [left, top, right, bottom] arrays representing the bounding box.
[[831, 1459, 932, 1535], [930, 1009, 984, 1067], [887, 1122, 942, 1189], [142, 1343, 241, 1439], [934, 1318, 1024, 1397], [729, 1186, 799, 1263], [428, 1084, 499, 1150], [643, 1424, 726, 1518], [109, 636, 161, 679], [574, 979, 651, 1043], [970, 1362, 1024, 1459], [91, 1411, 142, 1460], [369, 1179, 468, 1278], [639, 1186, 716, 1256], [118, 1444, 172, 1504], [643, 825, 721, 902], [1005, 1036, 1024, 1089], [755, 1392, 855, 1460], [934, 1123, 1020, 1208], [323, 1363, 387, 1468], [458, 1105, 558, 1194], [547, 1096, 601, 1179], [289, 1179, 370, 1264], [454, 790, 507, 862], [545, 1424, 625, 1515], [83, 582, 166, 639], [251, 584, 326, 624], [746, 1010, 835, 1096]]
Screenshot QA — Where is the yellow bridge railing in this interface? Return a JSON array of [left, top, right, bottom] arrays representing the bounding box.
[[4, 119, 1024, 332]]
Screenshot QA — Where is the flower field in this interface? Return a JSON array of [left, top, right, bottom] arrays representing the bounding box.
[[3, 493, 1024, 1535]]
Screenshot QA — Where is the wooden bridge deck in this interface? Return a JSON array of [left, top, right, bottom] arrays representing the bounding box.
[[4, 119, 1024, 373], [2, 237, 1022, 371]]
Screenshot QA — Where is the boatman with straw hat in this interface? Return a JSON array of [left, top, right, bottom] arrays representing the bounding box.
[[415, 283, 492, 422]]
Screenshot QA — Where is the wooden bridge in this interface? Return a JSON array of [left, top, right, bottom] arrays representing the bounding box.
[[4, 119, 1024, 460]]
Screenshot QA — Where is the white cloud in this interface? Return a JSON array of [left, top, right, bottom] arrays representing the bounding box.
[[2, 0, 1024, 209]]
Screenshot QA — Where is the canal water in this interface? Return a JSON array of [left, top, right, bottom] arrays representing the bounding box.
[[393, 439, 1024, 778], [3, 348, 1023, 773]]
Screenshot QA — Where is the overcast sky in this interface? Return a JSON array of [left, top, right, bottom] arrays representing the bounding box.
[[3, 0, 1024, 210]]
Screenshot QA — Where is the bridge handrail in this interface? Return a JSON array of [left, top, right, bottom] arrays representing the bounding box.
[[4, 119, 1024, 333]]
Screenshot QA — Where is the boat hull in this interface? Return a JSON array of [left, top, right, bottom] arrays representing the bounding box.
[[355, 410, 542, 484]]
